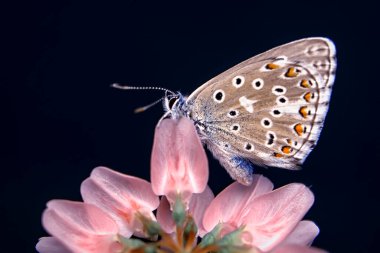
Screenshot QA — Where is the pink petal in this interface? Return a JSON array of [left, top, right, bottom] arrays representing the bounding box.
[[42, 200, 122, 253], [36, 237, 71, 253], [245, 184, 314, 251], [203, 175, 273, 232], [81, 166, 159, 238], [270, 245, 327, 253], [151, 118, 208, 205], [156, 196, 175, 234], [280, 220, 319, 246], [188, 186, 214, 236]]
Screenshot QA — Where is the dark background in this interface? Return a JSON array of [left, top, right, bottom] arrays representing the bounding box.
[[2, 0, 379, 252]]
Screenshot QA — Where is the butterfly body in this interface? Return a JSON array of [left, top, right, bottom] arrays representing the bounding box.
[[165, 37, 336, 185]]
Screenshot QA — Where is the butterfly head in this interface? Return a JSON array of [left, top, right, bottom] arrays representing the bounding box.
[[111, 84, 189, 117], [163, 91, 188, 119]]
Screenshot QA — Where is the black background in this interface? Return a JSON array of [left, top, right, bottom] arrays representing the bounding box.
[[2, 1, 379, 252]]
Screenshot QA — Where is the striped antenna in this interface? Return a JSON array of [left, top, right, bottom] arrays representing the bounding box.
[[111, 83, 175, 96], [111, 83, 176, 113]]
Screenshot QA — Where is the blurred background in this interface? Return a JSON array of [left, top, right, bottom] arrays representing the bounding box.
[[2, 0, 379, 252]]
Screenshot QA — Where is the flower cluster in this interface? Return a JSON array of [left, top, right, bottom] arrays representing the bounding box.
[[36, 118, 326, 253]]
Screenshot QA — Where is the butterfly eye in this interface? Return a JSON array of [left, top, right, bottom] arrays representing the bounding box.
[[168, 97, 178, 109]]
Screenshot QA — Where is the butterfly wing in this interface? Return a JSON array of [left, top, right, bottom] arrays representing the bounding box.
[[185, 37, 336, 183]]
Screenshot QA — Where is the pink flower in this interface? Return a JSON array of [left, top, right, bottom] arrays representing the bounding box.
[[37, 200, 122, 253], [37, 117, 326, 253], [81, 167, 159, 238], [279, 220, 320, 247], [36, 237, 70, 253], [269, 245, 327, 253], [151, 118, 208, 207], [202, 175, 316, 252]]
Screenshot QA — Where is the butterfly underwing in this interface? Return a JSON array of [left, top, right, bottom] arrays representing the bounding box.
[[163, 37, 336, 185]]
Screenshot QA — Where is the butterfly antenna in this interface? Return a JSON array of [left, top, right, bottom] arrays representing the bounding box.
[[111, 83, 175, 113], [133, 97, 164, 113], [111, 83, 175, 96]]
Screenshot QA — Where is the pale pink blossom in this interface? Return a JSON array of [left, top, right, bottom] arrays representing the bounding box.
[[36, 237, 70, 253], [37, 118, 326, 253], [203, 175, 315, 252], [279, 220, 320, 247], [269, 244, 327, 253], [81, 166, 159, 238], [151, 118, 208, 207], [38, 200, 122, 253]]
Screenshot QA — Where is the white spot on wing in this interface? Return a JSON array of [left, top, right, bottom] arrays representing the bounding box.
[[305, 45, 329, 56], [239, 96, 256, 113]]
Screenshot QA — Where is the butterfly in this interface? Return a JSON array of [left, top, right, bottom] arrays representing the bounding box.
[[115, 37, 337, 185]]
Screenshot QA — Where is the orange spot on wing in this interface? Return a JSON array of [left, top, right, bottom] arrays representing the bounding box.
[[294, 123, 304, 136], [299, 106, 309, 118], [274, 152, 283, 158], [266, 63, 280, 70], [286, 139, 292, 145], [300, 79, 311, 88], [303, 92, 312, 102], [285, 67, 298, 77], [281, 146, 292, 154]]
